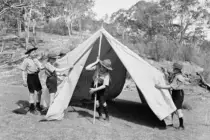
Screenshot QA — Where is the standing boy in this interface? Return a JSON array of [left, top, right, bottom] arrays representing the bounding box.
[[20, 47, 43, 114], [156, 63, 190, 130], [86, 58, 112, 121]]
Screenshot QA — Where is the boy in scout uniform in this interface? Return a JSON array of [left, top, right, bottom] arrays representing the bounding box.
[[20, 47, 43, 114], [156, 63, 190, 130]]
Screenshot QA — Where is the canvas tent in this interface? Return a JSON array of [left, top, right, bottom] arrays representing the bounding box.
[[45, 28, 176, 121]]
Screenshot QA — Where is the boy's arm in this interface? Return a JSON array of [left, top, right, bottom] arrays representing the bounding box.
[[22, 71, 27, 86], [34, 59, 44, 70], [155, 76, 177, 90], [90, 75, 110, 93], [170, 75, 190, 90], [85, 57, 100, 71], [91, 85, 106, 92], [161, 67, 168, 77], [20, 59, 28, 86], [155, 84, 171, 90]]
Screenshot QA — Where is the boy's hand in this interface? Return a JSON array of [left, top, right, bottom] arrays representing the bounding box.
[[155, 84, 161, 89], [89, 88, 96, 94], [23, 81, 27, 87], [96, 57, 100, 63]]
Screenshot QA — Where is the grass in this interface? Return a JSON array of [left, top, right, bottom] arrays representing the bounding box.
[[0, 85, 210, 140], [0, 31, 210, 140]]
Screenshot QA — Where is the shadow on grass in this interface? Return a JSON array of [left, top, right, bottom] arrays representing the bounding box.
[[70, 98, 166, 129], [12, 100, 30, 115], [75, 110, 93, 118], [12, 100, 47, 115]]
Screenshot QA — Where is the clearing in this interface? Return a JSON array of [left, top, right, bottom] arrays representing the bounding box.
[[0, 32, 210, 140]]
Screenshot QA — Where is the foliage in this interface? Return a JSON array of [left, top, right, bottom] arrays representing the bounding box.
[[43, 19, 68, 35], [109, 0, 210, 64], [44, 0, 95, 36]]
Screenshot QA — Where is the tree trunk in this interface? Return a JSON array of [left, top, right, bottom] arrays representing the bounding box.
[[24, 17, 31, 50], [70, 21, 73, 35], [64, 18, 72, 37], [32, 19, 37, 46], [67, 24, 71, 37], [17, 0, 22, 37], [24, 6, 32, 50], [17, 18, 22, 37], [25, 25, 29, 50]]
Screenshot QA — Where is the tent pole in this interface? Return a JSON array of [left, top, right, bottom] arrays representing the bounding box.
[[93, 33, 103, 124]]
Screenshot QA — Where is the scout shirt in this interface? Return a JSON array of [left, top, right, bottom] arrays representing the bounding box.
[[45, 62, 56, 77], [92, 67, 110, 87], [20, 57, 43, 74], [170, 74, 189, 90]]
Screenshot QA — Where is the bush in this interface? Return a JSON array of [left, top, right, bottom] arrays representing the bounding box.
[[175, 45, 197, 62], [189, 51, 210, 83], [162, 41, 177, 61], [146, 42, 162, 61], [199, 53, 210, 83], [43, 19, 68, 36]]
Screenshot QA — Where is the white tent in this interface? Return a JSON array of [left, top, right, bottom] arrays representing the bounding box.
[[45, 28, 176, 121]]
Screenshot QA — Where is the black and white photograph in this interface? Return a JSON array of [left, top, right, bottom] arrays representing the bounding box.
[[0, 0, 210, 140]]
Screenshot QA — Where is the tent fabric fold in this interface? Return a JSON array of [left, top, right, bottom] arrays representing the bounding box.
[[45, 28, 176, 121]]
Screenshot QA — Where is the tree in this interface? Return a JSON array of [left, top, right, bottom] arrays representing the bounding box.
[[160, 0, 210, 44], [0, 0, 47, 49], [45, 0, 94, 36], [110, 0, 210, 62], [21, 0, 46, 49], [110, 9, 131, 40]]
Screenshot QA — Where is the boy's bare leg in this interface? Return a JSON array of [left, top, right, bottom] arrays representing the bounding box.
[[36, 90, 43, 111]]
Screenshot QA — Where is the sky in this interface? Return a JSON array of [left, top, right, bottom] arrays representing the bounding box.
[[92, 0, 143, 19]]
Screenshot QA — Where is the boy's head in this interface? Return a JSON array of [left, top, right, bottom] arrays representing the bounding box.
[[173, 62, 182, 73], [48, 57, 56, 63], [25, 47, 38, 58], [59, 48, 69, 58], [47, 52, 59, 63], [99, 59, 112, 73]]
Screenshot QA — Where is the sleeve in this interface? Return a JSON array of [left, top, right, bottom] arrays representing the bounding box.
[[170, 76, 180, 90], [45, 63, 56, 73], [103, 74, 110, 86], [92, 66, 97, 71], [20, 59, 28, 71], [34, 59, 43, 69], [177, 75, 185, 83], [170, 75, 185, 90]]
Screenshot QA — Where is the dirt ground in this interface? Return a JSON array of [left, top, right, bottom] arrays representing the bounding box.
[[0, 31, 210, 140], [0, 84, 210, 140]]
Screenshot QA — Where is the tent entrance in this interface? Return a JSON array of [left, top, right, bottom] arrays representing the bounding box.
[[70, 34, 147, 104], [71, 34, 127, 101]]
